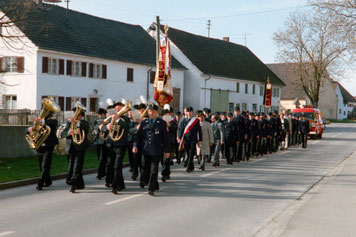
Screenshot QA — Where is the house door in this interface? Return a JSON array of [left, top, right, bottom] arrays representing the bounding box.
[[89, 97, 98, 113], [210, 89, 229, 113]]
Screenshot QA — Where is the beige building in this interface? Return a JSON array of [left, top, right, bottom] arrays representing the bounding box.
[[267, 63, 337, 119]]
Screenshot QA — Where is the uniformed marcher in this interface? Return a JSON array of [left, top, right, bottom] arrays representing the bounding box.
[[233, 107, 246, 162], [27, 104, 59, 191], [100, 100, 131, 194], [249, 113, 259, 158], [211, 113, 225, 167], [133, 103, 171, 196], [61, 107, 89, 193], [178, 106, 202, 172], [299, 113, 310, 149], [93, 107, 107, 180], [223, 112, 236, 165], [196, 110, 213, 170]]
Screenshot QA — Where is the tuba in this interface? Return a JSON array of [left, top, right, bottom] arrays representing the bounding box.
[[71, 101, 86, 145], [105, 100, 131, 142], [140, 101, 152, 119], [26, 98, 60, 150]]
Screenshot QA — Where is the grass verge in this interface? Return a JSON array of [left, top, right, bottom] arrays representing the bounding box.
[[328, 119, 356, 123]]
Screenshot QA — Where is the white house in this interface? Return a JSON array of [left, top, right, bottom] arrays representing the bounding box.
[[148, 25, 285, 113], [0, 1, 185, 113], [332, 81, 356, 120]]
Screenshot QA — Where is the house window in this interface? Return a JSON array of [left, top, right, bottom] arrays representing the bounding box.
[[260, 86, 264, 96], [48, 58, 59, 74], [253, 85, 255, 95], [339, 109, 341, 114], [242, 103, 247, 111], [252, 104, 257, 112], [71, 61, 82, 77], [127, 68, 134, 82], [276, 88, 279, 97], [1, 57, 23, 73], [235, 103, 240, 111], [3, 95, 17, 109], [150, 71, 156, 84], [90, 97, 98, 113], [272, 88, 276, 97], [245, 84, 248, 94], [229, 102, 234, 112], [94, 64, 102, 78], [236, 83, 240, 93], [260, 105, 264, 112]]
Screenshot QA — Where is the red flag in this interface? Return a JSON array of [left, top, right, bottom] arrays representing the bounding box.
[[154, 27, 173, 107]]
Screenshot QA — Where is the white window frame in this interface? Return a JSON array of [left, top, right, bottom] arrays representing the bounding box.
[[2, 56, 17, 72], [72, 61, 82, 77], [242, 103, 247, 111], [3, 94, 17, 109], [48, 58, 59, 74], [93, 64, 102, 79], [260, 85, 264, 96], [252, 103, 257, 112]]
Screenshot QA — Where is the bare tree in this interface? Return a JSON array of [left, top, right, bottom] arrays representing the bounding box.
[[310, 0, 356, 23], [0, 0, 37, 87], [273, 6, 355, 108]]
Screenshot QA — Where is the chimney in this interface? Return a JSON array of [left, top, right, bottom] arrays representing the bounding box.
[[33, 0, 43, 4], [223, 37, 230, 42]]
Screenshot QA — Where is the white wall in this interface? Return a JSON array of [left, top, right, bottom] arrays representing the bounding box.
[[37, 50, 185, 111], [335, 85, 345, 120]]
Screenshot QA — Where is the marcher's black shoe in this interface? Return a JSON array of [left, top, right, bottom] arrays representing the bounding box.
[[161, 177, 167, 182], [148, 190, 155, 196], [213, 163, 218, 168], [105, 183, 111, 188], [112, 188, 118, 195], [36, 185, 43, 191], [131, 175, 137, 181], [70, 186, 75, 193], [140, 182, 145, 188]]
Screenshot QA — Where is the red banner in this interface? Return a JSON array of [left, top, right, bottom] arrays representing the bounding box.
[[264, 80, 272, 107]]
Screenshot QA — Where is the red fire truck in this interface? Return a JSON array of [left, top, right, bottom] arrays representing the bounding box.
[[291, 106, 324, 139]]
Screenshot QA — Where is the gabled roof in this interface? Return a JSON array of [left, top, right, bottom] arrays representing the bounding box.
[[332, 81, 356, 103], [0, 1, 185, 69], [266, 63, 306, 99], [160, 26, 285, 86]]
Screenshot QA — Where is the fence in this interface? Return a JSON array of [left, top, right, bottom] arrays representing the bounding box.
[[0, 109, 99, 130]]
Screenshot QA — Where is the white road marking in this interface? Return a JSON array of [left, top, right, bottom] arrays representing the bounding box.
[[0, 232, 15, 237], [201, 168, 231, 177], [249, 158, 267, 163], [104, 194, 143, 205]]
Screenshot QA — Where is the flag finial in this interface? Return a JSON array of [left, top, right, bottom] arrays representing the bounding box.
[[164, 24, 169, 37]]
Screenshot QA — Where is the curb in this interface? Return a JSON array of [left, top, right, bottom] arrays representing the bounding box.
[[0, 163, 130, 190]]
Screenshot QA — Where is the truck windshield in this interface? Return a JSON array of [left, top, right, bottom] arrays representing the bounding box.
[[293, 112, 314, 120]]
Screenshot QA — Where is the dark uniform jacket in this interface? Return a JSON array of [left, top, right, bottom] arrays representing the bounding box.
[[299, 119, 310, 134], [178, 117, 202, 144], [233, 115, 245, 141], [134, 117, 171, 156], [223, 120, 237, 145], [61, 120, 89, 151], [246, 118, 252, 140], [93, 116, 106, 145], [251, 118, 260, 138], [212, 121, 225, 145], [102, 116, 130, 147], [168, 119, 178, 145]]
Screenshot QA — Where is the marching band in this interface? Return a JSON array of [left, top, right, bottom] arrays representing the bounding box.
[[27, 97, 310, 196]]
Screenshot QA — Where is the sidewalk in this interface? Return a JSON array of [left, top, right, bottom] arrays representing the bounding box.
[[280, 151, 356, 237]]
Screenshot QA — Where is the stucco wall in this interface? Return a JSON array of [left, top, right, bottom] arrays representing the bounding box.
[[0, 126, 36, 158], [319, 78, 337, 119]]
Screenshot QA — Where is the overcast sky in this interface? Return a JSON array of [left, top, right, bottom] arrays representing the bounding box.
[[53, 0, 356, 95]]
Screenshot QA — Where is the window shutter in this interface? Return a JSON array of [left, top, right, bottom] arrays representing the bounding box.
[[66, 97, 71, 111], [66, 60, 72, 76], [58, 96, 64, 111], [89, 63, 94, 78], [59, 59, 64, 75], [81, 97, 87, 107], [81, 62, 87, 77], [102, 64, 107, 79], [16, 57, 24, 73], [42, 57, 48, 73]]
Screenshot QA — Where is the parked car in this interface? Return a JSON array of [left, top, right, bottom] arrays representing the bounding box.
[[291, 106, 324, 139]]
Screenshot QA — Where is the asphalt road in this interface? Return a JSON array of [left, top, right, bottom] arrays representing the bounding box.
[[1, 123, 355, 237]]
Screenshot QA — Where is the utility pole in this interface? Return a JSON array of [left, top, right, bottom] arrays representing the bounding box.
[[207, 20, 211, 38]]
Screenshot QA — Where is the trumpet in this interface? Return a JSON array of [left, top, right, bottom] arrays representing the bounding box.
[[26, 98, 60, 150], [106, 100, 131, 142], [71, 101, 86, 145]]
